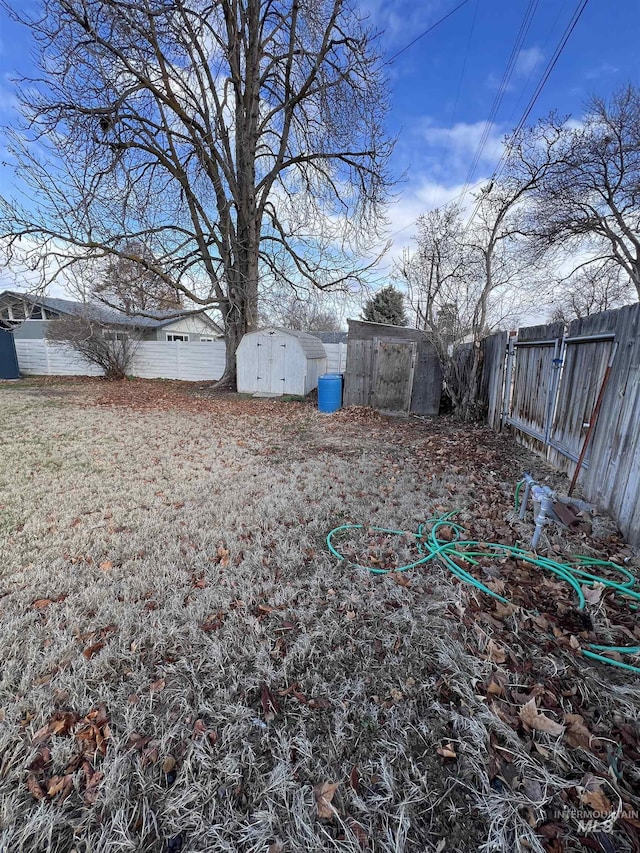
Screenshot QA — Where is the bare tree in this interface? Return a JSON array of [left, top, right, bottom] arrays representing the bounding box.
[[549, 263, 633, 322], [401, 163, 552, 417], [97, 242, 183, 313], [46, 317, 139, 380], [0, 0, 393, 386], [262, 292, 342, 331], [522, 86, 640, 297]]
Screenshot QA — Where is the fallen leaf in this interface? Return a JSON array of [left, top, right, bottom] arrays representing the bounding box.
[[390, 572, 411, 588], [32, 599, 53, 610], [83, 642, 105, 659], [349, 766, 360, 794], [314, 781, 339, 819], [494, 601, 516, 621], [437, 743, 457, 759], [150, 678, 166, 693], [162, 755, 176, 774], [581, 789, 612, 813], [192, 719, 207, 738], [564, 714, 601, 751], [519, 699, 565, 736], [582, 584, 605, 606], [261, 683, 279, 722], [308, 696, 331, 710], [486, 639, 507, 664], [26, 774, 46, 800], [346, 817, 369, 850], [99, 560, 113, 571]]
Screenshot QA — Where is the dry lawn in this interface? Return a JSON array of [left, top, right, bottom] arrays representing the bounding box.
[[0, 378, 639, 853]]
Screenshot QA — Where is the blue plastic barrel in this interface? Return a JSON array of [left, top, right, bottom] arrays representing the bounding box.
[[318, 373, 343, 413]]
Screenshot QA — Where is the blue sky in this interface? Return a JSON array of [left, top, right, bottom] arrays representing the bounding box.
[[0, 0, 639, 290]]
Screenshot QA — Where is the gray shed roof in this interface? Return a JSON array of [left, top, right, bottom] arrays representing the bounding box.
[[255, 327, 327, 359], [0, 290, 220, 331]]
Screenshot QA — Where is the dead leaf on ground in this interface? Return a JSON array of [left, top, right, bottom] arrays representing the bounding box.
[[83, 641, 105, 659], [32, 598, 54, 610], [314, 781, 339, 819], [564, 713, 601, 751], [261, 683, 279, 722], [582, 583, 605, 606], [519, 699, 565, 736], [162, 755, 176, 774], [346, 817, 369, 850], [99, 560, 113, 571], [437, 743, 457, 759], [494, 601, 516, 621], [150, 678, 166, 693], [26, 774, 46, 800], [486, 639, 507, 664], [581, 789, 612, 813]]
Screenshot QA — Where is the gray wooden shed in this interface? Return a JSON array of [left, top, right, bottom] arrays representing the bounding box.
[[236, 328, 327, 396], [343, 319, 443, 415]]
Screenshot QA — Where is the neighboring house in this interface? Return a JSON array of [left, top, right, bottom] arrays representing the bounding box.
[[311, 330, 348, 345], [0, 290, 222, 342]]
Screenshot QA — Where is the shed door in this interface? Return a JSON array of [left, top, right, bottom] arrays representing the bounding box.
[[255, 331, 287, 394], [371, 339, 416, 415], [269, 335, 287, 393], [255, 333, 273, 393]]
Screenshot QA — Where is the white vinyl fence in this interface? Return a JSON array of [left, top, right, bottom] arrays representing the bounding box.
[[15, 339, 347, 382]]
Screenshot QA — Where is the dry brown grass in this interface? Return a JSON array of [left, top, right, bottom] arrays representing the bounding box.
[[0, 378, 638, 853]]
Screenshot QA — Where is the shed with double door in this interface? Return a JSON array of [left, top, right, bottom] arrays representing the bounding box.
[[343, 319, 443, 416], [236, 328, 327, 396]]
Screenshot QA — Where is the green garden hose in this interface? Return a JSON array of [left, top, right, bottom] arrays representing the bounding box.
[[326, 508, 640, 676]]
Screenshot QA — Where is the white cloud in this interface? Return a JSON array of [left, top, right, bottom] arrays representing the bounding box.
[[357, 0, 448, 48], [585, 63, 619, 81], [486, 46, 544, 92], [514, 46, 543, 78]]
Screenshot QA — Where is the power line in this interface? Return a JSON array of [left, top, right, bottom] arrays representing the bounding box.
[[385, 0, 472, 65], [462, 0, 590, 235], [458, 0, 539, 201]]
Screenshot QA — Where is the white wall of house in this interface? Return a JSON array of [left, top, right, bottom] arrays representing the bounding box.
[[157, 315, 221, 341], [14, 340, 345, 383]]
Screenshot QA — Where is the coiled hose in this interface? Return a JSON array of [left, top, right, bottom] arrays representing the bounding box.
[[326, 510, 640, 675]]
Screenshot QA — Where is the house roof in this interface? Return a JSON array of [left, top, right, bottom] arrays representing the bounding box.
[[0, 290, 221, 331], [312, 330, 347, 344]]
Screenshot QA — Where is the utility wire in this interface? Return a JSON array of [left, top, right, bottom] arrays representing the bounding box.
[[458, 0, 539, 202], [462, 0, 590, 236], [385, 0, 472, 65]]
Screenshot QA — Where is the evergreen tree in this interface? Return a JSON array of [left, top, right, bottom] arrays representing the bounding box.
[[362, 286, 408, 326]]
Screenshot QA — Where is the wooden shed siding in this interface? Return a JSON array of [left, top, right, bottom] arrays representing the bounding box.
[[344, 320, 442, 415]]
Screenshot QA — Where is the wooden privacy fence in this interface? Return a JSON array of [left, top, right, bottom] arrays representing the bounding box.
[[481, 303, 640, 545]]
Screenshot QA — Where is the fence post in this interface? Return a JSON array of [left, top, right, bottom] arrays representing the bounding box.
[[501, 333, 516, 428]]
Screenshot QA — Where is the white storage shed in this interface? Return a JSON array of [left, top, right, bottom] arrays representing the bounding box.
[[236, 328, 327, 396]]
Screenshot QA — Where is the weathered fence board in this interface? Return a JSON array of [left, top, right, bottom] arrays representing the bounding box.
[[480, 332, 507, 430], [492, 303, 640, 545]]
